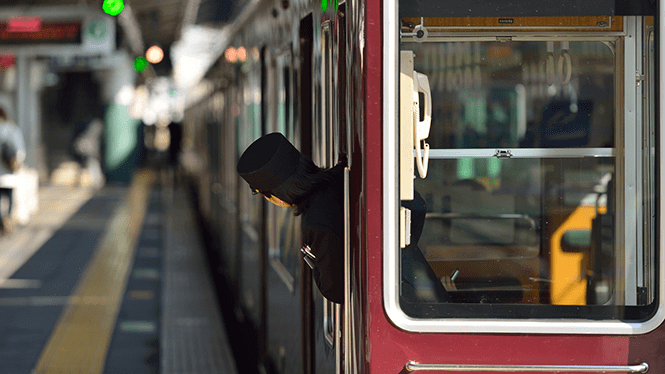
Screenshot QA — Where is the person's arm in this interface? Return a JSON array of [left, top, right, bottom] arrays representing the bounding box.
[[304, 225, 344, 304]]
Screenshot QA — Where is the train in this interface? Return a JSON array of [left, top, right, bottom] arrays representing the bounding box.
[[180, 0, 664, 372]]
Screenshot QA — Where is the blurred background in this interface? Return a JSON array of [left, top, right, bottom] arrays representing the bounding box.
[[0, 0, 245, 187]]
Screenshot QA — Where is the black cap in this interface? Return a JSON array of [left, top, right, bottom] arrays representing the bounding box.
[[237, 132, 301, 192]]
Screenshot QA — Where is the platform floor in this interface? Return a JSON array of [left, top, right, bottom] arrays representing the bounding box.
[[0, 170, 237, 374]]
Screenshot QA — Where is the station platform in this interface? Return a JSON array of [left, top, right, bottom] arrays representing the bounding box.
[[0, 169, 238, 374]]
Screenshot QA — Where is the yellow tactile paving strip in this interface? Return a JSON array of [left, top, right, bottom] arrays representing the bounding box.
[[33, 170, 154, 374]]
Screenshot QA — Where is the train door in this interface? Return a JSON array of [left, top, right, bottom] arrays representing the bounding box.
[[297, 14, 318, 374], [207, 92, 226, 282], [264, 46, 304, 374], [223, 81, 241, 283], [237, 46, 265, 366], [396, 14, 656, 311], [221, 84, 239, 279], [378, 1, 660, 372], [311, 14, 339, 374], [310, 4, 349, 373]]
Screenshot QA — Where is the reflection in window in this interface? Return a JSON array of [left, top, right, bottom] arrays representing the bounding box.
[[270, 208, 299, 279], [417, 158, 614, 306], [403, 40, 615, 150]]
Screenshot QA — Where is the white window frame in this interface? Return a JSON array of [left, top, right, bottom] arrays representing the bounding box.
[[382, 4, 665, 334]]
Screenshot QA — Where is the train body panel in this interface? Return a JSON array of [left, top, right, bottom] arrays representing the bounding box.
[[184, 0, 665, 372]]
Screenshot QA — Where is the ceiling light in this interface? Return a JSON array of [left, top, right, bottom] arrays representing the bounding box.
[[146, 45, 164, 64]]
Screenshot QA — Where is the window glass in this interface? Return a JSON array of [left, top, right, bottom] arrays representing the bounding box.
[[417, 157, 614, 306], [271, 208, 299, 279], [398, 37, 656, 320], [404, 40, 615, 150], [239, 66, 263, 230], [269, 52, 299, 285], [646, 26, 656, 304]]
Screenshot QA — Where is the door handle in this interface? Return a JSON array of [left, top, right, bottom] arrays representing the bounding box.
[[405, 361, 649, 373]]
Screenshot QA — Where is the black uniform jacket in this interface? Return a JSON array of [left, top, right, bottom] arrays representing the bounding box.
[[400, 192, 452, 304], [302, 164, 345, 304]]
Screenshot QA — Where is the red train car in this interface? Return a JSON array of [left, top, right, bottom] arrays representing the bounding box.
[[185, 0, 663, 372]]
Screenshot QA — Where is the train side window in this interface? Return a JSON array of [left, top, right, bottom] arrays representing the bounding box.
[[268, 51, 300, 290], [391, 17, 660, 331], [238, 63, 263, 233]]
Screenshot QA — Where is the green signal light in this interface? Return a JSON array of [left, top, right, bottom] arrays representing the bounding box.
[[133, 57, 148, 72], [103, 0, 124, 16], [320, 0, 338, 12]]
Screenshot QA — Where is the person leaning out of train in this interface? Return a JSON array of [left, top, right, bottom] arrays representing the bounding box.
[[237, 132, 345, 304]]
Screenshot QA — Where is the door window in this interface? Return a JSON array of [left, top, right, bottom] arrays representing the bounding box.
[[390, 19, 659, 330]]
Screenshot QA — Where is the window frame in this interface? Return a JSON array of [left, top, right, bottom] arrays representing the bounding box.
[[382, 11, 665, 334]]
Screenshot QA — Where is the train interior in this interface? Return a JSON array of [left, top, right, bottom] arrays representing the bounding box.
[[397, 16, 657, 317]]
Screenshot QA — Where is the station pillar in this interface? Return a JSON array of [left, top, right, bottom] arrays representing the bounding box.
[[103, 52, 142, 184]]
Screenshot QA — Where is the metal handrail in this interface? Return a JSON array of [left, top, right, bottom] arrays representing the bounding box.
[[405, 361, 649, 373], [421, 148, 616, 159], [343, 167, 355, 373]]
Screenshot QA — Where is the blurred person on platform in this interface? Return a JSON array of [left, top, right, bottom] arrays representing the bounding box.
[[73, 117, 105, 188], [167, 121, 182, 183], [0, 107, 26, 234]]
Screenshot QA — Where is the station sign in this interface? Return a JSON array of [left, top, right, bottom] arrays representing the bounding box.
[[0, 20, 81, 45], [7, 17, 42, 32], [0, 7, 114, 56]]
